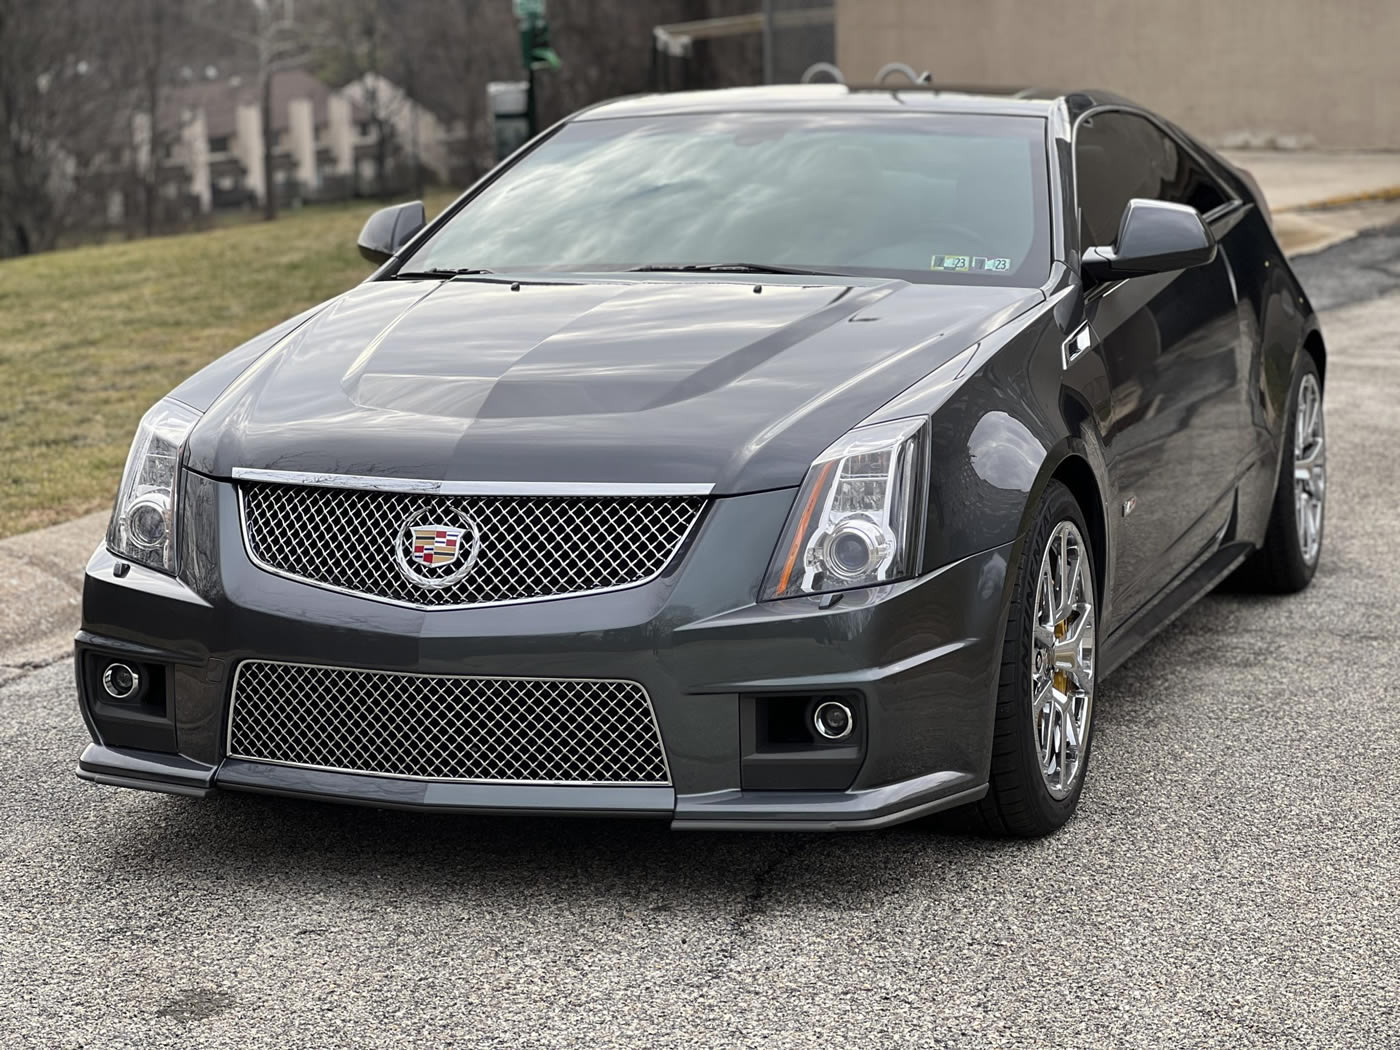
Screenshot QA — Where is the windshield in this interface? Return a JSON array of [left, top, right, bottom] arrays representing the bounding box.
[[403, 111, 1052, 285]]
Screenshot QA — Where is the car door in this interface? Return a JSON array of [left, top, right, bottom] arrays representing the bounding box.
[[1076, 110, 1251, 617]]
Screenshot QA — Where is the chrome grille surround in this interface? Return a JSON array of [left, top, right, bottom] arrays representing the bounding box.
[[226, 660, 671, 785], [235, 472, 708, 609]]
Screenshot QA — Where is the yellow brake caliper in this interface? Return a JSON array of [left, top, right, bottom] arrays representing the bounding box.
[[1053, 618, 1069, 693]]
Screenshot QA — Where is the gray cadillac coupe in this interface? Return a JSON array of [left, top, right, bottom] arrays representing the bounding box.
[[76, 85, 1326, 835]]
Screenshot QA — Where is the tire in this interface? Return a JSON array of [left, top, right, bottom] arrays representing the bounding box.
[[1233, 354, 1326, 594], [972, 480, 1098, 838]]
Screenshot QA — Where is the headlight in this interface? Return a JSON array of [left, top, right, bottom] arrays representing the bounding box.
[[106, 398, 202, 574], [761, 416, 928, 601]]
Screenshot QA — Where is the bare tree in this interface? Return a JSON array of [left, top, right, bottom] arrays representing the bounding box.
[[0, 0, 112, 256], [307, 0, 404, 196], [107, 0, 201, 237], [191, 0, 311, 220], [0, 0, 770, 258]]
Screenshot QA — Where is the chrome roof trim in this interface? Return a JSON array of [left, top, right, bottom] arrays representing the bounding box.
[[231, 467, 714, 498]]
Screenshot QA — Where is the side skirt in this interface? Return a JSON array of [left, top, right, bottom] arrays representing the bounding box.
[[1100, 540, 1254, 678]]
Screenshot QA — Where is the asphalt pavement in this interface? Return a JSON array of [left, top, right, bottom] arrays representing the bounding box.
[[3, 250, 1400, 1048], [1293, 221, 1400, 311]]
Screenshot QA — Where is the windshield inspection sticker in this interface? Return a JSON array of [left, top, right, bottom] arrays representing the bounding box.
[[931, 254, 1012, 273]]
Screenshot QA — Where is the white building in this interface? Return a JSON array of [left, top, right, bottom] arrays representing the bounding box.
[[152, 69, 462, 214]]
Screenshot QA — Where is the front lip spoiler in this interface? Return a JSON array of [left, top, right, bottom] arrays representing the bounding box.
[[76, 744, 986, 831], [670, 773, 987, 832], [76, 743, 216, 798]]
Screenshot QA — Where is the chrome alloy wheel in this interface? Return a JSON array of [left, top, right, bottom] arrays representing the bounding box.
[[1294, 372, 1326, 567], [1030, 521, 1095, 800]]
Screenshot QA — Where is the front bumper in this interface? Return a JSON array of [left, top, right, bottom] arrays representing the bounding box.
[[76, 473, 1014, 830]]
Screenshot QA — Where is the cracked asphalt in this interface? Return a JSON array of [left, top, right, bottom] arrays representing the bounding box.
[[3, 234, 1399, 1049], [1292, 221, 1400, 311]]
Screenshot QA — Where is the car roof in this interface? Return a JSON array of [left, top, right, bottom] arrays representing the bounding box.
[[574, 84, 1138, 122]]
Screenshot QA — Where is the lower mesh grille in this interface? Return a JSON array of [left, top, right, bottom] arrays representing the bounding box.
[[227, 660, 670, 785]]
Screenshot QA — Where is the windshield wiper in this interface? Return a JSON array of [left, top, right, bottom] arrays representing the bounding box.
[[627, 262, 834, 276], [393, 267, 495, 279]]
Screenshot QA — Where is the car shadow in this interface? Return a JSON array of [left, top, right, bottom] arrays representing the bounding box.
[[98, 783, 1055, 921]]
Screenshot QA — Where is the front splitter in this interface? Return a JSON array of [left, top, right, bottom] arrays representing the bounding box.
[[79, 743, 985, 831]]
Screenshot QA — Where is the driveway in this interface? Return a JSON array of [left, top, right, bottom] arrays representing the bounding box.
[[2, 267, 1398, 1050]]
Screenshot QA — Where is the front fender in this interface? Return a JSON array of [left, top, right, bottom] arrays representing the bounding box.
[[929, 400, 1113, 623], [868, 299, 1117, 625]]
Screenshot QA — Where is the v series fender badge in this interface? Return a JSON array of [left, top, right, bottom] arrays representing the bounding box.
[[1122, 496, 1138, 518]]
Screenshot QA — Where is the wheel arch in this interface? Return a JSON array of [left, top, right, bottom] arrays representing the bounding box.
[[1048, 453, 1108, 607], [1302, 325, 1327, 388], [985, 434, 1113, 635]]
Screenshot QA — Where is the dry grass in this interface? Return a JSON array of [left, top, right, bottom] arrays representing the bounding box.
[[0, 194, 456, 538]]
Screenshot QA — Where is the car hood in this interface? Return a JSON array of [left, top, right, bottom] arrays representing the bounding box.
[[187, 275, 1042, 494]]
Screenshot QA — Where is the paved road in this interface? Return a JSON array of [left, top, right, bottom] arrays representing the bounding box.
[[3, 257, 1399, 1048], [1293, 221, 1400, 311]]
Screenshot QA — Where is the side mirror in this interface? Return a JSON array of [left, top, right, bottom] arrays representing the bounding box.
[[1082, 198, 1216, 282], [357, 200, 426, 264]]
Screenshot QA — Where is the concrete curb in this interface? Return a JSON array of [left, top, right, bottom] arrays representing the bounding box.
[[1282, 185, 1400, 213], [1274, 213, 1355, 257], [1273, 197, 1400, 257], [0, 510, 107, 680]]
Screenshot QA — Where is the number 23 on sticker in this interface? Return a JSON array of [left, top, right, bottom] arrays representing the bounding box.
[[931, 254, 1012, 273]]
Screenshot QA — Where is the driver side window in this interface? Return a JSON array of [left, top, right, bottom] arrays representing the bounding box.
[[1075, 111, 1232, 251], [1075, 112, 1163, 250]]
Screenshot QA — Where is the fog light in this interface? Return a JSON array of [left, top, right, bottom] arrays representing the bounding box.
[[101, 662, 140, 701], [812, 699, 854, 740]]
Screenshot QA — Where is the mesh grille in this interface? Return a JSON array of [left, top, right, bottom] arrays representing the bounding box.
[[239, 482, 705, 607], [227, 661, 670, 784]]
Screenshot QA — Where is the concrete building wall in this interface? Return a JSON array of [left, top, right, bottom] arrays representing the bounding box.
[[835, 0, 1400, 149], [131, 111, 152, 175], [162, 73, 454, 208], [235, 103, 265, 203], [340, 73, 452, 181], [327, 95, 354, 176], [287, 97, 317, 191], [182, 108, 212, 213]]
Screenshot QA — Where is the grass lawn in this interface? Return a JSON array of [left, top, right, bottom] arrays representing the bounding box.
[[0, 193, 456, 539]]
